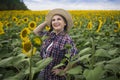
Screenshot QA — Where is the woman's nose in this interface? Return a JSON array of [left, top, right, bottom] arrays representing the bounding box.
[[53, 20, 58, 23]]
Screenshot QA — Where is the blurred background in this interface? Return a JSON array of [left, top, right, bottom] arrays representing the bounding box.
[[0, 0, 28, 11]]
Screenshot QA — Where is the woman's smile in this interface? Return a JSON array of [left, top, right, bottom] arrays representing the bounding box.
[[53, 23, 60, 27]]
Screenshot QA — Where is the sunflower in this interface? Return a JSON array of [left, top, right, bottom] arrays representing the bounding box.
[[105, 32, 110, 36], [23, 17, 29, 23], [22, 40, 31, 53], [87, 21, 92, 30], [114, 21, 120, 32], [0, 22, 5, 35], [12, 16, 18, 22], [45, 26, 50, 31], [6, 22, 11, 27], [74, 21, 78, 27], [79, 21, 82, 28], [0, 28, 5, 35], [35, 17, 39, 22], [22, 40, 36, 57], [20, 28, 31, 41], [33, 37, 42, 46], [96, 20, 103, 32], [0, 21, 3, 28], [17, 21, 22, 26], [3, 20, 8, 25], [114, 21, 120, 29], [114, 28, 119, 32], [28, 21, 36, 31]]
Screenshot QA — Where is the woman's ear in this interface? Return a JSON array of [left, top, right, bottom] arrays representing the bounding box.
[[64, 23, 66, 26]]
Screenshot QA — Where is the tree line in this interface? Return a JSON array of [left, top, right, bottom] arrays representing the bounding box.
[[0, 0, 28, 11]]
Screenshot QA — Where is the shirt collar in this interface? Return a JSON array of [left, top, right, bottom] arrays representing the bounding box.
[[51, 31, 66, 36]]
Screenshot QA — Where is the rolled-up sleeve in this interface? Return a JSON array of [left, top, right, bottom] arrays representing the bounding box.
[[38, 31, 49, 37]]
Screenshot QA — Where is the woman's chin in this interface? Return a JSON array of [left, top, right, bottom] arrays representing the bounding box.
[[54, 28, 61, 31]]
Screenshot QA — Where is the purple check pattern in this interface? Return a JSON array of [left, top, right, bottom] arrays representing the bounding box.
[[38, 31, 78, 80]]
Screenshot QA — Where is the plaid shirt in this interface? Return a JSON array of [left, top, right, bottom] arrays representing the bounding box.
[[38, 31, 78, 80]]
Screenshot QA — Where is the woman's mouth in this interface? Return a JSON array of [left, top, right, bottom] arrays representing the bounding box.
[[53, 23, 60, 27]]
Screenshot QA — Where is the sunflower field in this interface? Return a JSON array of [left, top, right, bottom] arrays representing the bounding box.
[[0, 10, 120, 80]]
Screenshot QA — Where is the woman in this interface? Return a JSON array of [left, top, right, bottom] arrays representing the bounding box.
[[34, 8, 77, 80]]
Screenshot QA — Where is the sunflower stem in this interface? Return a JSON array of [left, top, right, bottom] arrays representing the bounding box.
[[90, 37, 95, 69], [29, 46, 33, 80], [29, 57, 32, 80]]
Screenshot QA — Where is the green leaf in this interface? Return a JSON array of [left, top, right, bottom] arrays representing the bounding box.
[[65, 53, 71, 58], [78, 54, 91, 61], [12, 54, 26, 66], [104, 63, 120, 73], [0, 57, 13, 67], [53, 63, 65, 69], [83, 41, 90, 46], [83, 65, 104, 80], [36, 59, 45, 66], [98, 43, 111, 49], [95, 61, 106, 66], [74, 75, 85, 80], [94, 49, 111, 58], [3, 72, 25, 80], [66, 66, 82, 75], [0, 40, 10, 44], [102, 76, 119, 80], [78, 47, 92, 56], [107, 57, 120, 64], [41, 35, 49, 41], [0, 74, 3, 79], [0, 53, 28, 67], [35, 57, 52, 71], [108, 48, 118, 55]]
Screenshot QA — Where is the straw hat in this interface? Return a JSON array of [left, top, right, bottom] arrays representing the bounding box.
[[45, 8, 73, 31]]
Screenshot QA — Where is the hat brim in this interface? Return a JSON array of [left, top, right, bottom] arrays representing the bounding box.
[[45, 8, 73, 31]]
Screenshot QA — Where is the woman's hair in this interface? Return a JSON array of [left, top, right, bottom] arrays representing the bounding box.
[[49, 14, 68, 32]]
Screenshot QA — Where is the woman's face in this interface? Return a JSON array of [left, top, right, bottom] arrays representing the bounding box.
[[51, 15, 66, 33]]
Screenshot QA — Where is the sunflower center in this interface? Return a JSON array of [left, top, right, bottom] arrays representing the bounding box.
[[7, 23, 11, 27], [30, 23, 35, 28], [13, 18, 16, 21], [18, 22, 21, 25], [24, 42, 31, 52], [22, 30, 27, 37], [24, 19, 27, 22]]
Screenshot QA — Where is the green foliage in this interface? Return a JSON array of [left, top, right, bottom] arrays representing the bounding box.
[[83, 65, 104, 80], [66, 66, 82, 75], [0, 0, 28, 10]]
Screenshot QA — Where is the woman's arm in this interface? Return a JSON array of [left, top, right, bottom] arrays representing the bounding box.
[[33, 21, 47, 36]]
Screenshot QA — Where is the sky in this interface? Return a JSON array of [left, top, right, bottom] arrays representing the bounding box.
[[24, 0, 120, 10]]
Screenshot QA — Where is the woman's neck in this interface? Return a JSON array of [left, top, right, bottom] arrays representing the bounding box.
[[54, 29, 64, 35]]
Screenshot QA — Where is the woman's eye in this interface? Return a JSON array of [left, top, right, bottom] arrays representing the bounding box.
[[57, 18, 61, 20], [52, 18, 61, 22], [52, 19, 55, 21]]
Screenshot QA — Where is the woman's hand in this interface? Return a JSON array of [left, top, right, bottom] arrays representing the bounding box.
[[52, 69, 65, 76], [43, 21, 48, 25], [33, 21, 48, 36]]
